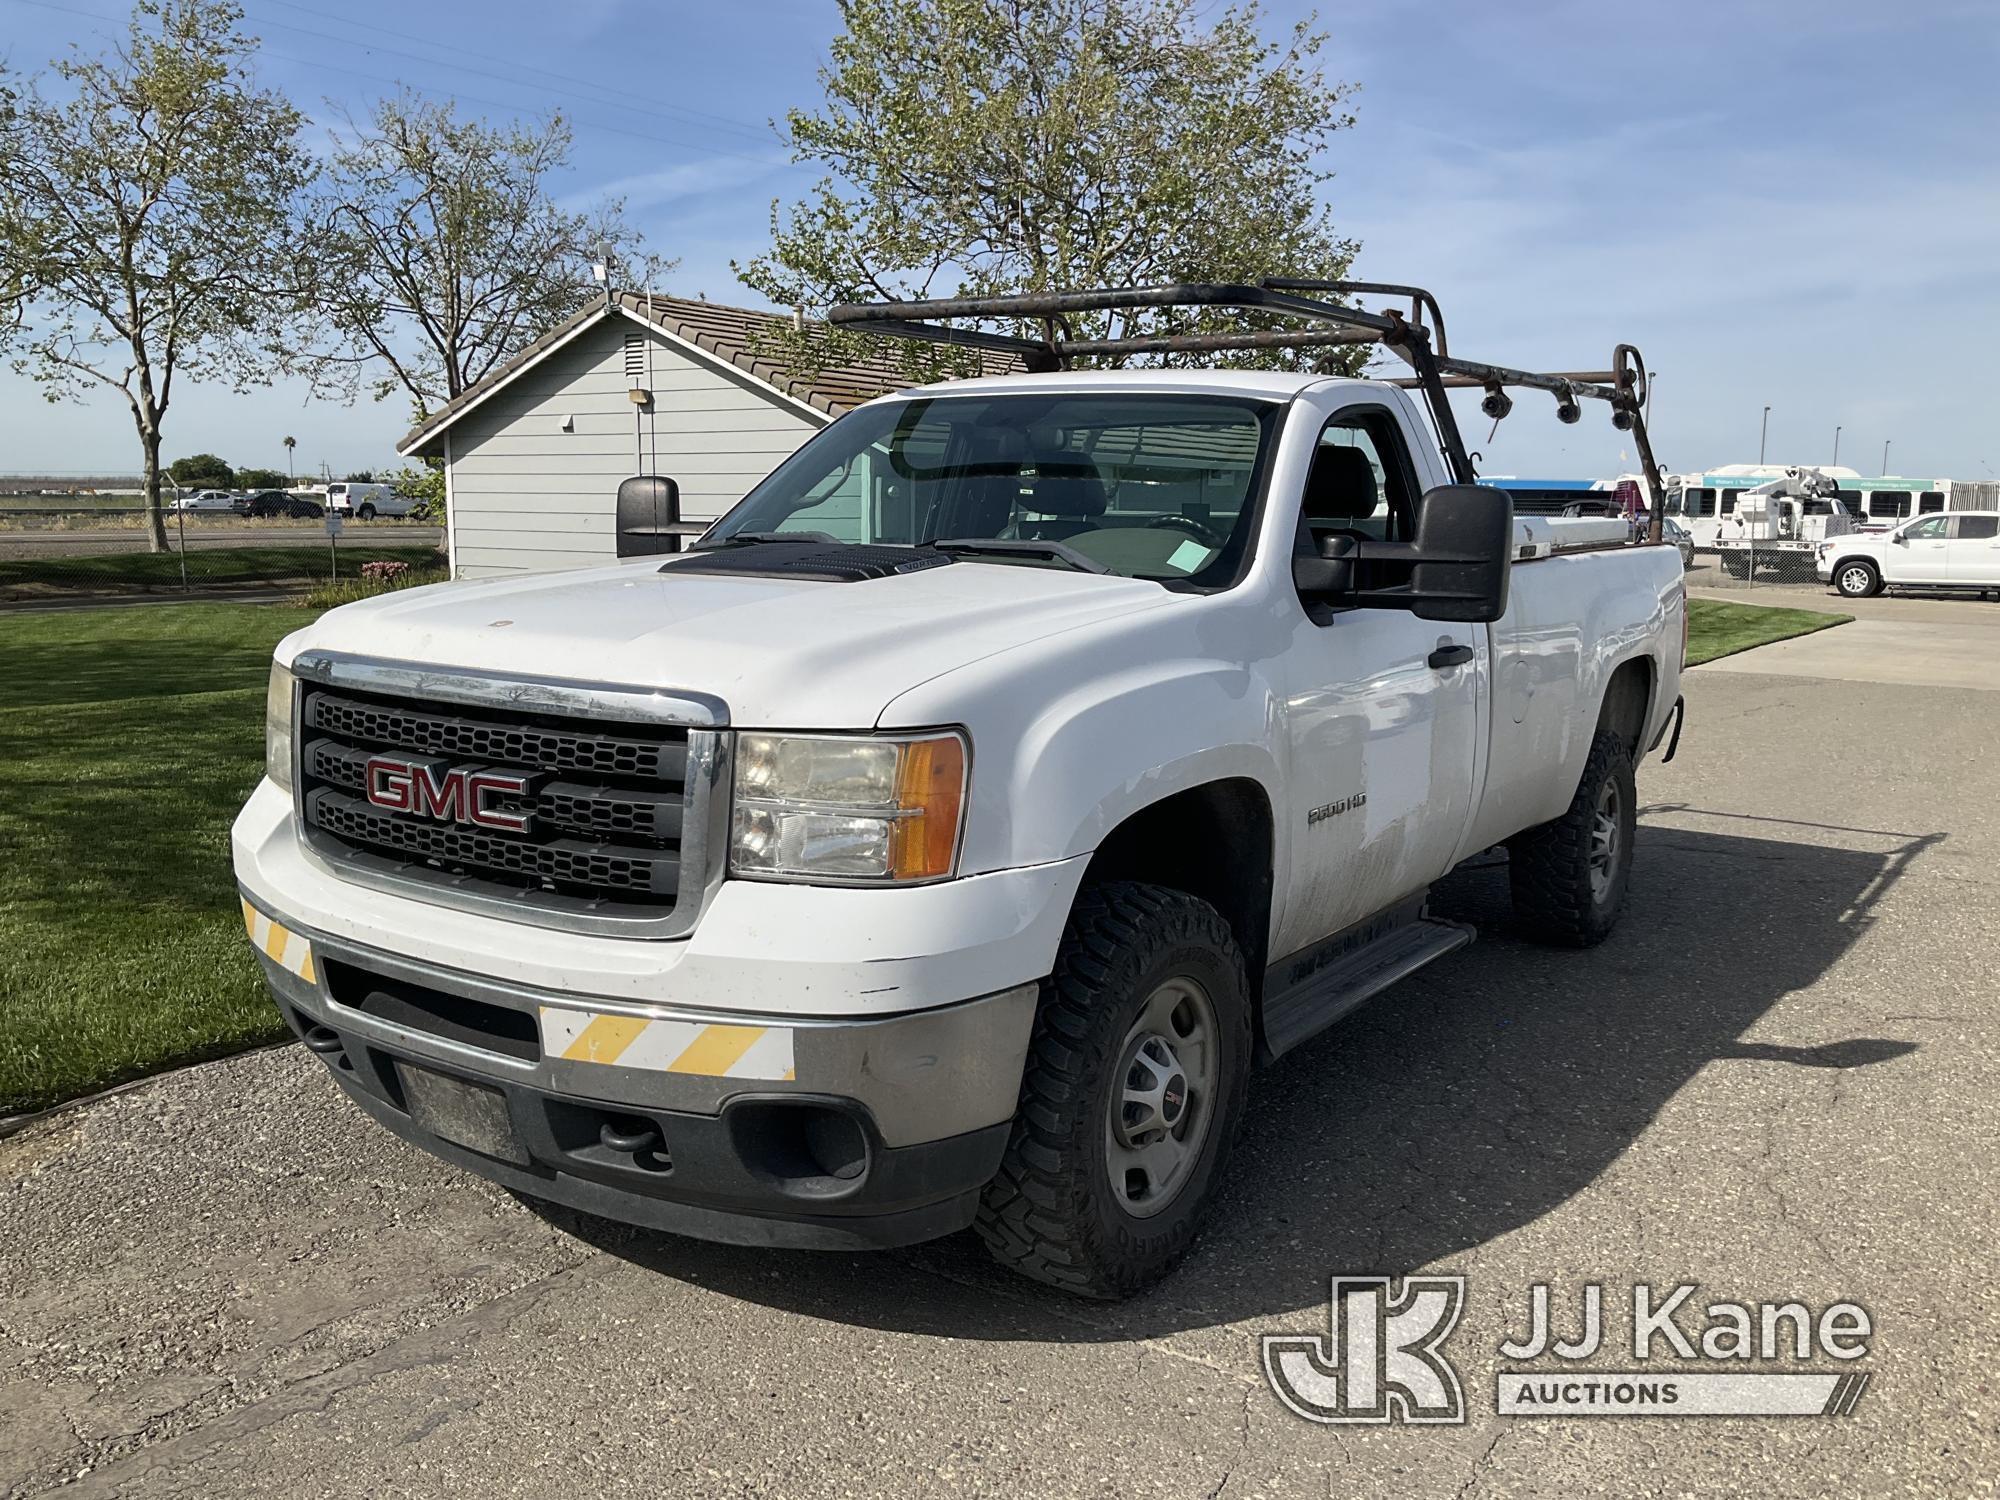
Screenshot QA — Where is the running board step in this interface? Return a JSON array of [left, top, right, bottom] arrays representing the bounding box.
[[1260, 915, 1475, 1061]]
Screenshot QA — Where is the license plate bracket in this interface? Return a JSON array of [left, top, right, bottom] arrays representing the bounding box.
[[395, 1062, 529, 1165]]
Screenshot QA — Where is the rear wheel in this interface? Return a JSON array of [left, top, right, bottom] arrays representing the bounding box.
[[1508, 728, 1637, 948], [1834, 559, 1879, 598], [357, 503, 377, 520], [976, 882, 1251, 1299]]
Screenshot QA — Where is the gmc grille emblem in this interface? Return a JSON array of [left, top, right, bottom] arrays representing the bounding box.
[[364, 754, 534, 833]]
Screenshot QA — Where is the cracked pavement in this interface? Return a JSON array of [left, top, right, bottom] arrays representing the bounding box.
[[4, 619, 1998, 1497]]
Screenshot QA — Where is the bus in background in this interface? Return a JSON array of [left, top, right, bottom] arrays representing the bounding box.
[[1661, 465, 1995, 547], [1475, 476, 1621, 515]]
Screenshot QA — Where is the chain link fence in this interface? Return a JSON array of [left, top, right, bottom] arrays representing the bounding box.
[[1683, 537, 1828, 593], [0, 504, 446, 603]]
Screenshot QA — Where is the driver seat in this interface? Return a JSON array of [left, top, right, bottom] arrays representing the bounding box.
[[1016, 461, 1109, 541], [1301, 444, 1382, 546]]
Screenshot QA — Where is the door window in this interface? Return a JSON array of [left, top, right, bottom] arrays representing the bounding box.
[[1902, 516, 1949, 541], [1956, 515, 1999, 541], [1293, 408, 1421, 611], [1299, 415, 1416, 543]]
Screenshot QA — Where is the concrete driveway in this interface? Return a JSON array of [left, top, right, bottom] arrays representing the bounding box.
[[4, 647, 1996, 1497]]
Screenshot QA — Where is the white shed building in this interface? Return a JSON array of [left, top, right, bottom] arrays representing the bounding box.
[[397, 294, 964, 580]]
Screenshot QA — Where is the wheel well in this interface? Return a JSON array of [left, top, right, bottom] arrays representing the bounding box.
[[1597, 657, 1654, 757], [1082, 779, 1274, 984]]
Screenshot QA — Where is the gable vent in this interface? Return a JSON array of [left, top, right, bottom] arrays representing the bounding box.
[[623, 329, 646, 381]]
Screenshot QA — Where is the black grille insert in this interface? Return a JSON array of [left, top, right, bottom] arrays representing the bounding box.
[[324, 959, 541, 1062], [298, 681, 691, 917]]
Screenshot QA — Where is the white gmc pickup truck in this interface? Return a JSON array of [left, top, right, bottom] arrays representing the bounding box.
[[234, 283, 1686, 1297]]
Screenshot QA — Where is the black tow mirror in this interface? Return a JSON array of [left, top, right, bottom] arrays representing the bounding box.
[[616, 474, 707, 557], [1405, 483, 1514, 621], [1294, 484, 1513, 623]]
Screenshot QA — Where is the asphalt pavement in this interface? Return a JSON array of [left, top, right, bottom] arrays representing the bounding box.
[[3, 597, 1996, 1498]]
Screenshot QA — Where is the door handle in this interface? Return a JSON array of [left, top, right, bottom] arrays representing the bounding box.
[[1428, 642, 1474, 670]]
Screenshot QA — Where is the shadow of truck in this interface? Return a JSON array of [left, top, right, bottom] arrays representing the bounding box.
[[541, 814, 1936, 1340]]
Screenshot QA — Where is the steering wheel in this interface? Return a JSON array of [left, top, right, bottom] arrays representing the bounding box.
[[1144, 514, 1224, 547]]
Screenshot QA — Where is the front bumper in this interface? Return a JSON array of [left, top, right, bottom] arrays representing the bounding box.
[[246, 905, 1039, 1249]]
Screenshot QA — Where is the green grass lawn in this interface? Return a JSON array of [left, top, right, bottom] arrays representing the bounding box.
[[0, 604, 316, 1113], [0, 543, 440, 598], [1685, 597, 1852, 666]]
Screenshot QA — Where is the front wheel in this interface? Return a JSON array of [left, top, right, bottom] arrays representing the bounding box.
[[1834, 559, 1879, 598], [1722, 553, 1749, 579], [1508, 728, 1637, 948], [357, 503, 376, 520], [976, 882, 1251, 1299]]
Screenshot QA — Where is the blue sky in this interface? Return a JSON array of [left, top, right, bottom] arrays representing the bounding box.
[[3, 0, 1996, 483]]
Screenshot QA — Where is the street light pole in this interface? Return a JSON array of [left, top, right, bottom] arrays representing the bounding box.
[[1882, 439, 1891, 475], [1760, 405, 1771, 465], [1833, 425, 1841, 466]]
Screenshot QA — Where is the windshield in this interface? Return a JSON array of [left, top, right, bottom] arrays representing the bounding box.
[[703, 393, 1280, 585]]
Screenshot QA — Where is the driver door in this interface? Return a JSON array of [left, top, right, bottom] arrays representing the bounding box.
[[1888, 515, 1951, 583], [1272, 402, 1482, 961]]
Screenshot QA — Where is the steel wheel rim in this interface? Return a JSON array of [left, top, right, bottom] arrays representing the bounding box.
[[1103, 975, 1219, 1219], [1588, 779, 1621, 901]]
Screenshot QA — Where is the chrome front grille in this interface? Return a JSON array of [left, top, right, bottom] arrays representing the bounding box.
[[290, 652, 729, 938]]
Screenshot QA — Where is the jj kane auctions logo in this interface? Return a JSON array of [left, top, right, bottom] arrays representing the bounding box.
[[1263, 1278, 1874, 1423]]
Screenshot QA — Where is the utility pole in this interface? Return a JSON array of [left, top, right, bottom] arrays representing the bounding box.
[[1882, 439, 1892, 475], [1833, 425, 1841, 466], [1760, 405, 1771, 465]]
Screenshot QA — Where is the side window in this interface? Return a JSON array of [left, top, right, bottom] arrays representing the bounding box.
[[1957, 515, 1999, 541], [1690, 487, 1717, 517], [1834, 491, 1864, 518], [1869, 491, 1911, 519], [1920, 491, 1945, 514], [1297, 410, 1417, 549], [1904, 516, 1949, 541], [1720, 489, 1741, 515]]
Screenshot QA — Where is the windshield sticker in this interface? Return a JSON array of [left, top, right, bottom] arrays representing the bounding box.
[[1167, 540, 1211, 572]]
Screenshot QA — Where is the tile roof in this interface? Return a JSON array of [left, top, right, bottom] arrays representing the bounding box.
[[398, 293, 1020, 454]]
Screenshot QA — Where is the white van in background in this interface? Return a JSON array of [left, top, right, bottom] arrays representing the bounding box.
[[326, 482, 417, 520]]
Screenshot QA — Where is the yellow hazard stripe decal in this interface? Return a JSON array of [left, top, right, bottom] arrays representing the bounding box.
[[240, 898, 316, 985], [539, 1006, 795, 1080]]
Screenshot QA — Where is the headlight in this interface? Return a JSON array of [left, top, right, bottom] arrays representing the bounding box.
[[265, 661, 295, 792], [730, 731, 967, 884]]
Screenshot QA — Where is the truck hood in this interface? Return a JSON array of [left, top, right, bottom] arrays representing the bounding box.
[[282, 556, 1176, 728]]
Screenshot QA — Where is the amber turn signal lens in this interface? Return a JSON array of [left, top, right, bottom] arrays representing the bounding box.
[[889, 734, 966, 880]]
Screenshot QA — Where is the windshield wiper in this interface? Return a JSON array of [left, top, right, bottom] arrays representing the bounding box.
[[693, 530, 842, 550], [923, 537, 1111, 574]]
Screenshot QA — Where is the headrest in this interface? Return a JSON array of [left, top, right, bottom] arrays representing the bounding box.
[[1028, 461, 1108, 520], [1303, 445, 1379, 523]]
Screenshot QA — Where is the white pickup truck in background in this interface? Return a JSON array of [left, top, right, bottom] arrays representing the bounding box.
[[1818, 511, 2000, 598], [234, 282, 1686, 1297]]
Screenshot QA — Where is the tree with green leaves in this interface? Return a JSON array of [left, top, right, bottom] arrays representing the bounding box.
[[306, 94, 672, 420], [167, 453, 233, 488], [737, 0, 1360, 378], [0, 0, 314, 551]]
